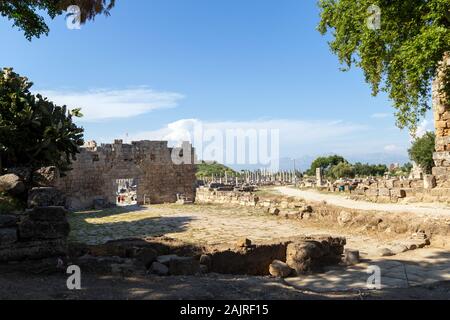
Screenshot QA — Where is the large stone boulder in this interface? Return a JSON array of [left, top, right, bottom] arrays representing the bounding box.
[[0, 228, 17, 246], [18, 207, 70, 240], [27, 187, 66, 208], [0, 215, 18, 228], [0, 174, 25, 196], [168, 256, 200, 275], [269, 260, 293, 278], [286, 241, 325, 274], [286, 236, 346, 274], [32, 167, 60, 187]]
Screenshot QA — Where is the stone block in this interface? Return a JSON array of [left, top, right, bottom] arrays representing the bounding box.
[[390, 189, 406, 199], [0, 174, 25, 196], [0, 215, 18, 228], [423, 175, 437, 190], [269, 260, 293, 278], [0, 228, 17, 245], [27, 187, 66, 208], [168, 256, 200, 275], [0, 239, 67, 262], [150, 261, 169, 276]]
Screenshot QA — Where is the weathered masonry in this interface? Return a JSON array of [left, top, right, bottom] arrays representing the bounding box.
[[433, 52, 450, 188], [56, 140, 197, 210]]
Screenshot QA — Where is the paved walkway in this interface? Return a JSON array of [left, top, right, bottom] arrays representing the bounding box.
[[275, 187, 450, 218], [286, 248, 450, 291]]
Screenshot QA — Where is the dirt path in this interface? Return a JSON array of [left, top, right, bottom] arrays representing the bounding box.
[[68, 204, 399, 258], [275, 187, 450, 218]]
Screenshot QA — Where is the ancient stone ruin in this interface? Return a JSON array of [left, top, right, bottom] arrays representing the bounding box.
[[55, 140, 197, 210], [433, 52, 450, 188]]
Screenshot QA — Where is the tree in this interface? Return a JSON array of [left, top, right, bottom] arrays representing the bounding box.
[[0, 67, 84, 174], [353, 162, 387, 177], [408, 132, 436, 174], [318, 0, 450, 132], [306, 155, 347, 176], [196, 161, 237, 179], [0, 0, 115, 40], [329, 162, 355, 179]]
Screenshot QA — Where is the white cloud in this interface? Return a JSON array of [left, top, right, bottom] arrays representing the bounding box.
[[384, 144, 403, 153], [126, 118, 368, 157], [371, 113, 390, 119], [38, 87, 184, 121]]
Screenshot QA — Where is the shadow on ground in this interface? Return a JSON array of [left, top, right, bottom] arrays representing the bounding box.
[[68, 205, 196, 245]]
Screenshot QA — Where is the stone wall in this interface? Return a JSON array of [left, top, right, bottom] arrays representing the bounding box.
[[0, 207, 69, 262], [433, 52, 450, 187], [56, 140, 197, 210]]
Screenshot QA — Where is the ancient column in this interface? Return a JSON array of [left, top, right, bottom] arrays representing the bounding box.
[[432, 52, 450, 188], [316, 168, 324, 187]]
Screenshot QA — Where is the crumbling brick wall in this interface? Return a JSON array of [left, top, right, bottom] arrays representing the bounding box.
[[433, 52, 450, 187], [56, 140, 197, 210]]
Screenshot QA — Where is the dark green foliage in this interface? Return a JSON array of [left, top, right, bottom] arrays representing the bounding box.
[[0, 67, 84, 173], [305, 155, 347, 176], [318, 0, 450, 132], [408, 132, 436, 174], [353, 162, 388, 177], [196, 161, 237, 179], [329, 162, 355, 179], [0, 0, 115, 40]]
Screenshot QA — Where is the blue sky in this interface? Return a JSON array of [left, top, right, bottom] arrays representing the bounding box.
[[0, 0, 434, 168]]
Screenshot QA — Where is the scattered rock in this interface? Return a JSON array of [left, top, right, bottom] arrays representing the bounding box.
[[269, 208, 280, 215], [269, 260, 293, 278], [300, 212, 312, 220], [338, 211, 352, 226], [0, 174, 25, 196], [300, 205, 313, 213], [156, 254, 179, 265], [378, 248, 394, 257], [236, 238, 252, 248], [0, 215, 18, 228], [199, 254, 212, 269], [343, 249, 360, 265], [111, 259, 137, 276], [0, 228, 18, 245], [134, 247, 158, 269], [199, 264, 209, 274], [284, 211, 300, 219], [27, 187, 66, 208], [76, 255, 124, 273], [389, 244, 408, 255], [150, 262, 169, 276], [168, 256, 200, 275]]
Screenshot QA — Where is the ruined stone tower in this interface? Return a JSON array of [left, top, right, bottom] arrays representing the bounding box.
[[56, 140, 197, 209], [432, 52, 450, 188]]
